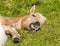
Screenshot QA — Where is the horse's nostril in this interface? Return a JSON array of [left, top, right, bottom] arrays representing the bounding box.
[[35, 22, 40, 26]]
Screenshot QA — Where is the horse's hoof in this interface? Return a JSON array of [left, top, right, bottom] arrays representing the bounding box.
[[13, 37, 20, 43]]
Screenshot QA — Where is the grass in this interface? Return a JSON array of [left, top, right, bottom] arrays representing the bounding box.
[[0, 0, 60, 46]]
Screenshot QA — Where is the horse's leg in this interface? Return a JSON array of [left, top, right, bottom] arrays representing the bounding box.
[[3, 25, 21, 43]]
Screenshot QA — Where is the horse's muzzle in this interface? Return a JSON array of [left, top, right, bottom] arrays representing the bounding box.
[[29, 21, 40, 31]]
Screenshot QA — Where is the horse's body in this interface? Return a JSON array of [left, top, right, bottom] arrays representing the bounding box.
[[0, 5, 47, 43], [0, 22, 6, 46]]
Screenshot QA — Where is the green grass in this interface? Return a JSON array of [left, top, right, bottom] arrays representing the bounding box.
[[0, 0, 60, 46]]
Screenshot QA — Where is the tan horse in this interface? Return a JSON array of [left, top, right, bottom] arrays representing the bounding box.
[[0, 5, 47, 43]]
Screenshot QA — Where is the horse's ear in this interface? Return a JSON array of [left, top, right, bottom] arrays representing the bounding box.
[[30, 5, 36, 13]]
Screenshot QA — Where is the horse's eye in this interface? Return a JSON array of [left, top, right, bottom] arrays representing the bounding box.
[[32, 14, 36, 17]]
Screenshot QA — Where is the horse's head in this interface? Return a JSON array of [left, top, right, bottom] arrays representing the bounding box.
[[22, 5, 47, 31]]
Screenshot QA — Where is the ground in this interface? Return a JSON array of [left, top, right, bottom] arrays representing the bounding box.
[[0, 0, 60, 46]]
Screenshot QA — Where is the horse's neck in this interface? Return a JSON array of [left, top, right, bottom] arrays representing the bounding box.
[[14, 16, 28, 29]]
